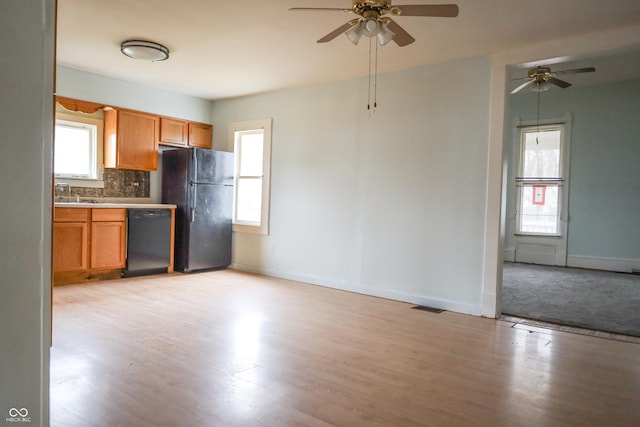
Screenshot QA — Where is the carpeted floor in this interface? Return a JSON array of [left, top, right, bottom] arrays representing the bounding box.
[[502, 262, 640, 337]]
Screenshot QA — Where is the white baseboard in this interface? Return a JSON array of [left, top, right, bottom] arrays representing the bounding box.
[[503, 253, 639, 273], [566, 255, 640, 273], [231, 262, 482, 316]]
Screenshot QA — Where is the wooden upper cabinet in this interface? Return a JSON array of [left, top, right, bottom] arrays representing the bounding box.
[[159, 117, 188, 146], [188, 122, 213, 149], [104, 108, 159, 171], [159, 118, 213, 149]]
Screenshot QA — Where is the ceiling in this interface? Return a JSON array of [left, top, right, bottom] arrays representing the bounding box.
[[56, 0, 640, 101]]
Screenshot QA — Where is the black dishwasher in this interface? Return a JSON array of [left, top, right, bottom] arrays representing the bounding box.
[[124, 209, 172, 277]]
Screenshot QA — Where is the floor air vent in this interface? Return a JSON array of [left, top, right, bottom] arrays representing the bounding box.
[[411, 305, 445, 314]]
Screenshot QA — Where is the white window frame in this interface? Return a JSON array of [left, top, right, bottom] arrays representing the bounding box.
[[54, 112, 104, 188], [228, 119, 272, 235], [516, 123, 565, 236], [506, 113, 572, 266]]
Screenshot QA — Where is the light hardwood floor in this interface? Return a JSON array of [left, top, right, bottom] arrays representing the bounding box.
[[51, 270, 640, 426]]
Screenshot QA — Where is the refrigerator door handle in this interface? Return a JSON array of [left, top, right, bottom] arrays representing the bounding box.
[[193, 149, 198, 182], [190, 181, 197, 222]]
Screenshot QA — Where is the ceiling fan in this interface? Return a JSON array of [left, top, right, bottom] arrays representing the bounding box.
[[511, 65, 596, 94], [289, 1, 459, 47]]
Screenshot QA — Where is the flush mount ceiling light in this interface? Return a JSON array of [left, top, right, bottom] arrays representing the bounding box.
[[120, 40, 169, 61]]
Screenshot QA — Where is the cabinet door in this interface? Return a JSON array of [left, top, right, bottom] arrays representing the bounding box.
[[112, 110, 159, 171], [91, 208, 126, 269], [91, 221, 126, 269], [188, 122, 212, 149], [159, 117, 187, 146], [53, 222, 89, 272]]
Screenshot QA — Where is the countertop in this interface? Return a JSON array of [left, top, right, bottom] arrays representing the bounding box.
[[54, 202, 176, 209]]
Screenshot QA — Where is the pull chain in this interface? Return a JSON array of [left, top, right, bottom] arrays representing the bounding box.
[[367, 36, 372, 113], [536, 85, 541, 144], [367, 36, 379, 116], [374, 39, 378, 110]]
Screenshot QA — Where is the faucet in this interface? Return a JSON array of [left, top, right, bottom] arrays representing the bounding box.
[[55, 182, 71, 202]]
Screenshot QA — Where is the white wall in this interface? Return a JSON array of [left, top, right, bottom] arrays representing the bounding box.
[[56, 66, 212, 123], [212, 56, 491, 315], [0, 1, 55, 425]]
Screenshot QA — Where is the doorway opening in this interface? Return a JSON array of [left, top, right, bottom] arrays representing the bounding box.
[[498, 48, 640, 336]]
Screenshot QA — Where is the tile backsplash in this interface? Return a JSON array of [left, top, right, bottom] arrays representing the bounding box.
[[56, 169, 150, 199]]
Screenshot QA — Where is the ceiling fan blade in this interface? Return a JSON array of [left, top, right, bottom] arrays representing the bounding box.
[[385, 19, 415, 46], [511, 79, 534, 94], [289, 7, 351, 12], [548, 77, 572, 89], [317, 21, 357, 43], [393, 4, 459, 17], [554, 67, 596, 75]]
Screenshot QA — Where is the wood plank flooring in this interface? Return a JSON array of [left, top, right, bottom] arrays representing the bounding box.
[[51, 270, 640, 426]]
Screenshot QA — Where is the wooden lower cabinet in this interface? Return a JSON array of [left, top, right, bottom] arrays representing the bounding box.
[[53, 207, 126, 285], [53, 222, 89, 272], [90, 209, 126, 270]]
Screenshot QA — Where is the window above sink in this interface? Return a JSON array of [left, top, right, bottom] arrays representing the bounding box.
[[54, 108, 105, 188]]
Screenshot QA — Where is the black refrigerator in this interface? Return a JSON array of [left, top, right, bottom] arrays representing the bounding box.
[[161, 148, 234, 272]]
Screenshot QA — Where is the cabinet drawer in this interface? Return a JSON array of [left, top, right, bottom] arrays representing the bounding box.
[[54, 208, 90, 222], [91, 208, 126, 222]]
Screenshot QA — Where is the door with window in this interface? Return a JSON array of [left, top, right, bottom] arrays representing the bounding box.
[[509, 115, 571, 266]]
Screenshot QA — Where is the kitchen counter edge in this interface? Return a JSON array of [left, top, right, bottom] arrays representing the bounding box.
[[54, 203, 176, 209]]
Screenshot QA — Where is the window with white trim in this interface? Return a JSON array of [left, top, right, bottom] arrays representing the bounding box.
[[229, 119, 272, 235], [516, 124, 565, 235], [54, 112, 104, 187]]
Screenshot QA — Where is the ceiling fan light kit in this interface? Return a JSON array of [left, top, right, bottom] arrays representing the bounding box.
[[120, 40, 170, 62], [345, 17, 396, 45], [530, 80, 551, 92]]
